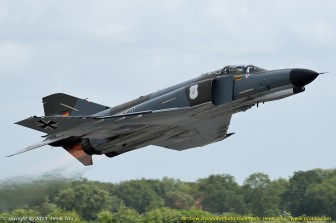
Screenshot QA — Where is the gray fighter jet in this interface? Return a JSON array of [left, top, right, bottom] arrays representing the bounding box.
[[8, 65, 319, 165]]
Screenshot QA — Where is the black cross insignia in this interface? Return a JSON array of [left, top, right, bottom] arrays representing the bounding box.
[[36, 120, 58, 130]]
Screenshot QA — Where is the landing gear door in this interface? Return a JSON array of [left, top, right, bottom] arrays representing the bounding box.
[[212, 76, 234, 106]]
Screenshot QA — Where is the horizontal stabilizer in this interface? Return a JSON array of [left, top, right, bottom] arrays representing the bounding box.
[[15, 116, 94, 135], [63, 143, 93, 166], [7, 135, 66, 157]]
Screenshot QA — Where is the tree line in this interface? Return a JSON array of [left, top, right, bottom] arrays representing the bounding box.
[[0, 168, 335, 222]]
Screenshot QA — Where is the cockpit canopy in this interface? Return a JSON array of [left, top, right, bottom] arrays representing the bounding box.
[[202, 64, 265, 77], [221, 65, 265, 74]]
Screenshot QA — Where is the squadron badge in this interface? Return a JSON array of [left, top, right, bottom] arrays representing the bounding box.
[[189, 84, 199, 100]]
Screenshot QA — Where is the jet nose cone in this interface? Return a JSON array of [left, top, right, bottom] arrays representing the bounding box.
[[290, 68, 319, 87]]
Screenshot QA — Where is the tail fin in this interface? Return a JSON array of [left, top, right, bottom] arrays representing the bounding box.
[[43, 93, 110, 116]]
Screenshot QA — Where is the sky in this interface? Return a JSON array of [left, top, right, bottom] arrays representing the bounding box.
[[0, 0, 335, 185]]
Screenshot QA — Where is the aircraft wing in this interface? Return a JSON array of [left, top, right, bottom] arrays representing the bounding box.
[[152, 114, 232, 150], [96, 105, 233, 151]]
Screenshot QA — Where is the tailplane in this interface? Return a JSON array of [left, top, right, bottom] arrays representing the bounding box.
[[63, 143, 93, 166], [7, 136, 93, 166]]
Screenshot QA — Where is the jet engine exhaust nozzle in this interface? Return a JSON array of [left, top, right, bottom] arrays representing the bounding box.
[[290, 68, 319, 87]]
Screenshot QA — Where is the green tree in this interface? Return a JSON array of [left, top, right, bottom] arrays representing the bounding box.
[[111, 204, 142, 223], [243, 173, 285, 216], [0, 209, 40, 223], [115, 180, 164, 213], [269, 178, 289, 213], [144, 207, 181, 223], [0, 175, 70, 212], [56, 183, 112, 220], [154, 177, 196, 210], [180, 209, 215, 223], [36, 201, 60, 216], [305, 176, 336, 218], [282, 170, 322, 215], [0, 208, 40, 215], [198, 174, 245, 214], [46, 209, 82, 223], [158, 177, 190, 197], [165, 190, 194, 209], [97, 210, 113, 223]]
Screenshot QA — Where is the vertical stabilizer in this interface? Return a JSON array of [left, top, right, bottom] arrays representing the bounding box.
[[43, 93, 110, 116]]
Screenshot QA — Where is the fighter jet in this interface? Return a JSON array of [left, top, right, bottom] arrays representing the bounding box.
[[8, 65, 319, 165]]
